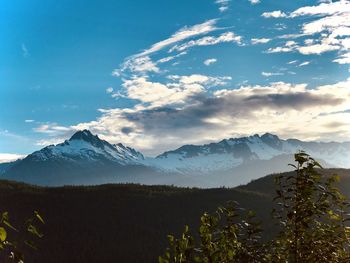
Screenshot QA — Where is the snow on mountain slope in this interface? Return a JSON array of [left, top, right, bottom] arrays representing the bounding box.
[[144, 133, 350, 173], [2, 130, 349, 187], [144, 153, 243, 174], [29, 130, 144, 165]]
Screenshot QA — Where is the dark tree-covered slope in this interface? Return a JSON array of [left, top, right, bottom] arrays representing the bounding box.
[[0, 168, 349, 263]]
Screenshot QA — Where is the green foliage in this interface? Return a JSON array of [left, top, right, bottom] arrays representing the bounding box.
[[271, 152, 350, 262], [160, 201, 267, 263], [159, 152, 350, 262], [0, 211, 45, 263]]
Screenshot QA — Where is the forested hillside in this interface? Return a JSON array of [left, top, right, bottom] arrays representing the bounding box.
[[0, 168, 349, 263]]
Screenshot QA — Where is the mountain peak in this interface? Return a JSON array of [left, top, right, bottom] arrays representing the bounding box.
[[70, 129, 95, 140], [261, 133, 279, 140], [69, 130, 105, 148]]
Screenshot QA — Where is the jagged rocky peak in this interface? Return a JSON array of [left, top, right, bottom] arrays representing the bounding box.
[[261, 133, 280, 140], [69, 129, 105, 148], [70, 129, 97, 141], [260, 133, 282, 148]]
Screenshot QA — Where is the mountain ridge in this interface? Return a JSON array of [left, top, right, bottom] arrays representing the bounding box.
[[150, 132, 350, 173], [1, 130, 349, 187]]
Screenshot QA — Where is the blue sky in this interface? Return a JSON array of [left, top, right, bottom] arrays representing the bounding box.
[[1, 0, 350, 160]]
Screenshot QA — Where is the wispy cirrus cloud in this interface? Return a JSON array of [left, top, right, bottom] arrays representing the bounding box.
[[203, 58, 217, 66], [169, 32, 242, 53], [298, 61, 310, 67], [262, 10, 287, 18], [113, 19, 220, 77], [138, 19, 218, 57], [215, 0, 230, 12], [106, 87, 113, 94], [261, 71, 284, 77], [21, 43, 30, 58], [249, 0, 261, 4], [251, 38, 271, 45]]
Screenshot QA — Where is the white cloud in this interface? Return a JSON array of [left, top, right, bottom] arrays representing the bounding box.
[[136, 19, 218, 57], [170, 32, 242, 52], [301, 13, 350, 35], [266, 41, 298, 53], [288, 60, 298, 64], [266, 39, 340, 55], [290, 0, 350, 17], [298, 43, 340, 55], [167, 74, 231, 86], [262, 10, 287, 18], [34, 124, 73, 135], [329, 26, 350, 38], [341, 37, 350, 49], [219, 6, 229, 12], [304, 39, 315, 45], [157, 51, 187, 64], [268, 38, 341, 55], [251, 38, 271, 44], [203, 58, 218, 66], [333, 52, 350, 64], [262, 0, 350, 63], [249, 0, 261, 4], [215, 0, 230, 12], [261, 71, 284, 77], [106, 87, 113, 94], [113, 20, 219, 77], [25, 119, 35, 123], [111, 69, 120, 77], [122, 77, 205, 107], [59, 79, 350, 155], [118, 74, 231, 108], [0, 153, 26, 163], [298, 61, 310, 67], [36, 138, 68, 147], [157, 56, 175, 63], [273, 1, 350, 60], [214, 82, 308, 97], [121, 56, 159, 74]]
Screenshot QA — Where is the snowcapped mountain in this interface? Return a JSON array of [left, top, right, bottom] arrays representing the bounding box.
[[0, 130, 151, 186], [28, 130, 144, 165], [145, 133, 350, 174], [1, 130, 349, 187]]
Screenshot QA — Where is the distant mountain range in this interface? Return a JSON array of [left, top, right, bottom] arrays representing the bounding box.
[[1, 130, 349, 187]]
